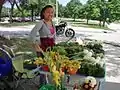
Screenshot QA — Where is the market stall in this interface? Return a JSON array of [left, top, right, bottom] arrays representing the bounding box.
[[24, 40, 106, 90]]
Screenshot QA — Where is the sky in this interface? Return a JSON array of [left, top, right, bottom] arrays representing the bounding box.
[[59, 0, 88, 6], [4, 0, 88, 8]]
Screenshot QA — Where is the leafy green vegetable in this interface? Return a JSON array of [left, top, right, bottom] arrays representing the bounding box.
[[78, 62, 105, 77]]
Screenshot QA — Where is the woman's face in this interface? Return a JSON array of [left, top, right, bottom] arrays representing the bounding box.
[[43, 7, 54, 21]]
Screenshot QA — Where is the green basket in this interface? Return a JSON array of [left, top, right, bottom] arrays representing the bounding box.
[[39, 84, 56, 90], [39, 84, 67, 90]]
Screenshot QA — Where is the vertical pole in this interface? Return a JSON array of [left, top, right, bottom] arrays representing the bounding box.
[[56, 0, 58, 25], [49, 0, 51, 4]]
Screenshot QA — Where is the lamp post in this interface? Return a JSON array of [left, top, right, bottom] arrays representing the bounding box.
[[49, 0, 51, 4], [56, 0, 58, 25]]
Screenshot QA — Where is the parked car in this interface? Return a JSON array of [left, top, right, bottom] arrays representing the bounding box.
[[0, 18, 5, 22], [8, 17, 31, 22]]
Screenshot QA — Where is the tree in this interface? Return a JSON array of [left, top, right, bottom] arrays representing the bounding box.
[[107, 0, 120, 22], [58, 3, 65, 17], [66, 0, 82, 20], [36, 0, 56, 15], [100, 0, 109, 27], [14, 0, 28, 18], [63, 6, 69, 18], [0, 0, 5, 21], [6, 0, 16, 23], [97, 0, 120, 26], [28, 0, 38, 21], [1, 7, 9, 17], [82, 0, 96, 24], [82, 4, 91, 24], [83, 0, 108, 26], [85, 0, 120, 27], [72, 5, 81, 21], [33, 0, 56, 19], [13, 8, 30, 17]]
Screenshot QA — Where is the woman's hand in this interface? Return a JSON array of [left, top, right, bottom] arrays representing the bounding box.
[[32, 43, 44, 58], [32, 43, 43, 53]]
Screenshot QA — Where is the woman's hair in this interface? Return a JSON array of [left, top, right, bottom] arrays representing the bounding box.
[[40, 5, 53, 19]]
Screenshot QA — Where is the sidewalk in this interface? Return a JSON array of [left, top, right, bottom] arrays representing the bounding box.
[[105, 82, 120, 90], [0, 25, 34, 31], [0, 23, 120, 46], [72, 26, 120, 47]]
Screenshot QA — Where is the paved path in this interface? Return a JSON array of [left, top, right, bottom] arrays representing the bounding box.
[[103, 44, 120, 83], [73, 26, 120, 45], [105, 82, 120, 90]]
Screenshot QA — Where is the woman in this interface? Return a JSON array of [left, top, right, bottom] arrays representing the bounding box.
[[30, 5, 56, 57], [30, 5, 56, 85]]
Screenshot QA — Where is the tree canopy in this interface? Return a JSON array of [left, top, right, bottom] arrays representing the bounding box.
[[0, 0, 120, 26]]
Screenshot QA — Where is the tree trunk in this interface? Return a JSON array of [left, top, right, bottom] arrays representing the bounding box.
[[0, 5, 2, 21], [102, 9, 106, 27], [86, 14, 89, 24], [0, 0, 5, 21], [9, 4, 14, 23], [21, 11, 24, 18], [99, 17, 102, 27], [102, 18, 106, 27], [74, 18, 75, 21], [31, 8, 34, 22], [73, 14, 76, 21], [99, 20, 102, 27], [8, 0, 16, 23], [87, 18, 89, 24]]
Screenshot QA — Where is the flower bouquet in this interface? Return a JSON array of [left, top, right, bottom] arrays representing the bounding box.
[[60, 60, 81, 75], [34, 51, 81, 89], [79, 76, 97, 90]]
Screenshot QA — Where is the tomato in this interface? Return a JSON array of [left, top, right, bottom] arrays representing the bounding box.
[[42, 65, 49, 71]]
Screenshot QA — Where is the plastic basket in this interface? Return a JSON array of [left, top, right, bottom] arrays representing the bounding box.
[[39, 84, 67, 90], [39, 84, 56, 90]]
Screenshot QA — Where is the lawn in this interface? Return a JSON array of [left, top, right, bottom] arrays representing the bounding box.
[[71, 23, 109, 30], [63, 19, 110, 30], [0, 22, 37, 27], [0, 19, 111, 30]]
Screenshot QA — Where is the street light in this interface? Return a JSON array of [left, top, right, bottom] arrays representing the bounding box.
[[56, 0, 58, 25], [49, 0, 51, 4]]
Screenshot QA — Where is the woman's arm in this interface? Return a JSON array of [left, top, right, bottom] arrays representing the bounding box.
[[30, 21, 43, 52], [30, 21, 43, 43], [52, 22, 57, 43]]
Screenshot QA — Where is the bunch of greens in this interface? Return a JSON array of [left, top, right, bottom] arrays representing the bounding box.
[[77, 62, 105, 77], [53, 41, 105, 77], [85, 40, 105, 59]]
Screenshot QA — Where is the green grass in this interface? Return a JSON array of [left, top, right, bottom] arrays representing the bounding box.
[[114, 21, 120, 24], [66, 20, 110, 30], [0, 19, 111, 30], [71, 23, 109, 30], [0, 22, 37, 27]]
